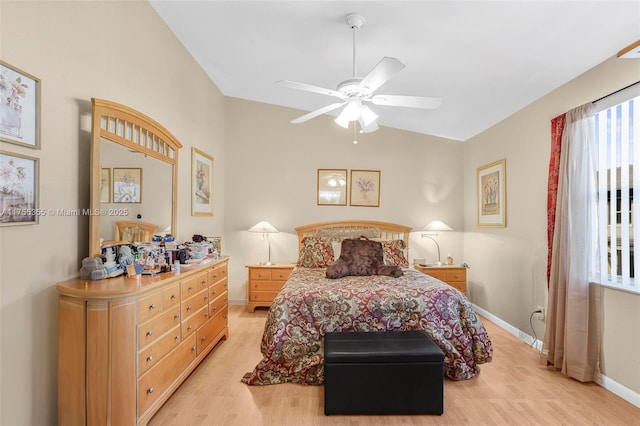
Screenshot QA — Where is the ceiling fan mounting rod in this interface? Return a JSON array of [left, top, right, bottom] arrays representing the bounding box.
[[346, 13, 365, 78]]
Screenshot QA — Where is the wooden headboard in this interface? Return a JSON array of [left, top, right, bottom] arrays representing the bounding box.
[[295, 220, 412, 249]]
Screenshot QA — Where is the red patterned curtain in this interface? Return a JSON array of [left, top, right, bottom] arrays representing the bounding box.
[[547, 113, 566, 287]]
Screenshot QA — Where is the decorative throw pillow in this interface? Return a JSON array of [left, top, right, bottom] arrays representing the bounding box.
[[382, 239, 409, 267], [326, 237, 403, 279], [297, 236, 335, 268]]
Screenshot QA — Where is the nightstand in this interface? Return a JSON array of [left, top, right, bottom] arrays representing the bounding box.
[[414, 265, 466, 293], [246, 263, 295, 312]]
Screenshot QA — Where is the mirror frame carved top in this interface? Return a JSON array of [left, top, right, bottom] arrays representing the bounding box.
[[89, 98, 183, 256]]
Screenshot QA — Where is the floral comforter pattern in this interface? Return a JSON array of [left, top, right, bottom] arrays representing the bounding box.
[[242, 267, 493, 385]]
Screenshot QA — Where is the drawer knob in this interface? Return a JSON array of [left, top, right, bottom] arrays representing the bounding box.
[[211, 290, 217, 295], [147, 355, 153, 362], [201, 280, 207, 285], [146, 330, 153, 336], [187, 325, 192, 331], [192, 346, 197, 351], [187, 306, 192, 311], [147, 387, 154, 394], [204, 295, 209, 300], [175, 335, 180, 340], [188, 286, 193, 291], [201, 336, 207, 342], [149, 304, 156, 310], [204, 313, 210, 318], [212, 306, 217, 311], [174, 314, 180, 319], [171, 294, 176, 300], [213, 274, 218, 278]]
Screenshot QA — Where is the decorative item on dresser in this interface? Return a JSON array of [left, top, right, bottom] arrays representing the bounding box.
[[56, 257, 229, 426], [246, 263, 295, 312], [414, 264, 467, 293]]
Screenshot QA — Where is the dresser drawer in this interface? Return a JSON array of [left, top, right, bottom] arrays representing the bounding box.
[[180, 276, 198, 299], [137, 292, 164, 324], [196, 306, 228, 355], [162, 284, 180, 309], [208, 264, 227, 284], [138, 305, 181, 349], [181, 289, 209, 319], [195, 271, 209, 291], [250, 290, 280, 302], [181, 305, 208, 338], [137, 325, 181, 376], [209, 278, 228, 299], [209, 291, 228, 316], [250, 280, 285, 292], [137, 333, 197, 416]]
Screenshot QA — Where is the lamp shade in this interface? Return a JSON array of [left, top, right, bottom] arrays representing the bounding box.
[[248, 221, 279, 233], [423, 220, 452, 232]]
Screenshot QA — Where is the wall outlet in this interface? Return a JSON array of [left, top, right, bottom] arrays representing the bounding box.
[[533, 305, 545, 321]]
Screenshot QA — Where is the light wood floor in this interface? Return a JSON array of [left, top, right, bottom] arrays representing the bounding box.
[[149, 305, 639, 426]]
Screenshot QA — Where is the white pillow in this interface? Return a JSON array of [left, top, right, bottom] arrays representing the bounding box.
[[331, 241, 342, 261]]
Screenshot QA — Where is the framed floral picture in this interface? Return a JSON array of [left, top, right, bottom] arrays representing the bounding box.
[[0, 61, 41, 149], [113, 168, 142, 203], [477, 159, 506, 227], [0, 150, 39, 225], [192, 148, 213, 216], [317, 169, 348, 205], [350, 169, 380, 207]]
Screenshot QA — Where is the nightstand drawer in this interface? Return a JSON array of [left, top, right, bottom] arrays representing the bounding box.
[[445, 270, 466, 282], [269, 268, 292, 281], [251, 280, 285, 292], [250, 291, 280, 302]]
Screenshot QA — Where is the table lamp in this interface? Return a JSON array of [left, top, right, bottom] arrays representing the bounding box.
[[248, 221, 279, 265], [421, 220, 452, 266]]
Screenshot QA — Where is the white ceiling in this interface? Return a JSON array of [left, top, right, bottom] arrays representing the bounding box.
[[150, 1, 640, 141]]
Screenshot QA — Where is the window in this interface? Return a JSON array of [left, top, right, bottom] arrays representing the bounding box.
[[594, 84, 639, 291]]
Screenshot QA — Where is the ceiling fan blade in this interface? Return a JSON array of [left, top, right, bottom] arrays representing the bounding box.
[[358, 57, 405, 93], [291, 102, 346, 124], [277, 80, 344, 99], [370, 95, 442, 109]]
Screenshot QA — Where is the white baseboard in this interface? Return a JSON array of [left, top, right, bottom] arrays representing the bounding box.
[[473, 304, 640, 408]]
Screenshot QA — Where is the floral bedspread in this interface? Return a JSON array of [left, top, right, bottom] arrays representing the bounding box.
[[242, 267, 493, 385]]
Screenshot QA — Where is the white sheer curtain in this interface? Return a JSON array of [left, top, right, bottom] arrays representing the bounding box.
[[543, 103, 602, 382]]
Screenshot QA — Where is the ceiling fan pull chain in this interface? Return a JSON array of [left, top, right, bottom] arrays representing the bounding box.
[[352, 24, 357, 78]]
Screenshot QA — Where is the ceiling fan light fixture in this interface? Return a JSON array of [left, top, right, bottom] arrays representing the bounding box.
[[360, 105, 378, 126], [344, 99, 362, 121], [334, 111, 351, 128]]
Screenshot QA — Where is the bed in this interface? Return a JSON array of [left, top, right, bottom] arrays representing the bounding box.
[[242, 220, 493, 385]]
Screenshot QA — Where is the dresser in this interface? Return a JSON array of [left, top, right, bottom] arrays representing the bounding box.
[[414, 265, 467, 293], [57, 257, 229, 426], [246, 263, 295, 312]]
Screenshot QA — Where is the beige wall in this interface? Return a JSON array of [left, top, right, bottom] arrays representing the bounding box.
[[224, 97, 465, 304], [463, 56, 640, 395], [0, 2, 225, 424]]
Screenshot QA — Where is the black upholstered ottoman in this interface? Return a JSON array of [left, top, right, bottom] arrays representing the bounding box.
[[323, 331, 444, 415]]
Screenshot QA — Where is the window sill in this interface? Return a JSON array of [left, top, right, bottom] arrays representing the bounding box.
[[596, 281, 640, 296]]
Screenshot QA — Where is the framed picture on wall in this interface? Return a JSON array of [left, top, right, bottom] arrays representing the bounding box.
[[192, 147, 214, 216], [0, 61, 41, 149], [100, 168, 111, 203], [477, 159, 506, 227], [113, 168, 142, 203], [0, 150, 39, 226], [317, 169, 348, 206], [350, 169, 380, 207]]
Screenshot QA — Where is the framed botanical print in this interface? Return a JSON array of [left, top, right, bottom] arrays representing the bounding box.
[[113, 168, 142, 203], [192, 148, 213, 216], [477, 159, 506, 227], [317, 169, 348, 205], [0, 150, 39, 225], [0, 61, 41, 149], [350, 169, 380, 207]]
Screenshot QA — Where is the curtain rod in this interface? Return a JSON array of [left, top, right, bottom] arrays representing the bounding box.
[[592, 81, 640, 104]]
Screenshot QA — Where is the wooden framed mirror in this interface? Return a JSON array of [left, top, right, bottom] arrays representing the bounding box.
[[89, 99, 182, 256]]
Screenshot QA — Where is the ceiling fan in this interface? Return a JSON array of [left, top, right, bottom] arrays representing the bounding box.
[[277, 13, 442, 133]]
